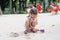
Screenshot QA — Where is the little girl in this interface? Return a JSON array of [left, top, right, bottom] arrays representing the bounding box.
[[24, 8, 38, 34]]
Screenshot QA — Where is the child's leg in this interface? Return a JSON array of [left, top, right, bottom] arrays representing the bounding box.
[[31, 20, 38, 32], [24, 20, 31, 34], [32, 19, 38, 28], [25, 19, 38, 30], [25, 20, 30, 30]]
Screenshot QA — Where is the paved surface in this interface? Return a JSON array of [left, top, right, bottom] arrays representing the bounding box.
[[0, 13, 60, 40]]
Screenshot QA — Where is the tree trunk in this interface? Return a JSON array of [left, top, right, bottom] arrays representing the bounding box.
[[10, 0, 13, 14]]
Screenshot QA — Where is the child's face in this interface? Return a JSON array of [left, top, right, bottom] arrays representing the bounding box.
[[30, 13, 37, 18]]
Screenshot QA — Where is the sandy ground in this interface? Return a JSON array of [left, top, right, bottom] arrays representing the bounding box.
[[0, 13, 60, 40]]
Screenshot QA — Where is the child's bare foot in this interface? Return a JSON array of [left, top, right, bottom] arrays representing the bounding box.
[[31, 29, 37, 33], [24, 30, 28, 34], [24, 29, 31, 34]]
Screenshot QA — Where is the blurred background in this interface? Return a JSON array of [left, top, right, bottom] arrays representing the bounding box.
[[0, 0, 60, 14]]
